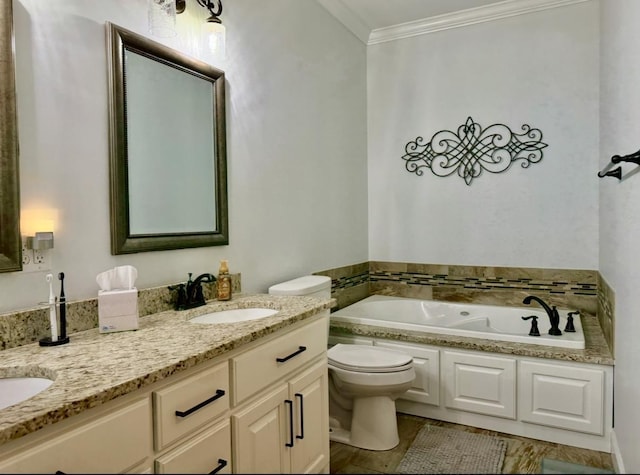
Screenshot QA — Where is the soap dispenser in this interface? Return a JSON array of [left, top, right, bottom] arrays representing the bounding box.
[[216, 260, 232, 301]]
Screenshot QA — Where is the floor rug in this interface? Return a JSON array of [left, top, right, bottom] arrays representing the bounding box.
[[396, 425, 507, 474]]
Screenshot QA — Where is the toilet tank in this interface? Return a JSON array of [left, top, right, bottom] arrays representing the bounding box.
[[268, 275, 331, 299]]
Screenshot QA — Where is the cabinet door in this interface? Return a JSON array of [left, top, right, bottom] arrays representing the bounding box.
[[155, 419, 231, 474], [442, 350, 516, 419], [519, 360, 604, 435], [0, 398, 151, 474], [375, 340, 440, 406], [232, 385, 290, 474], [289, 360, 329, 474]]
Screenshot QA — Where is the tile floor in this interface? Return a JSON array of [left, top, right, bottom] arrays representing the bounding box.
[[329, 414, 615, 474]]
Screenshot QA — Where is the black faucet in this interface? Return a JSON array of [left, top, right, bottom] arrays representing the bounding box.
[[168, 272, 217, 310], [523, 295, 562, 336]]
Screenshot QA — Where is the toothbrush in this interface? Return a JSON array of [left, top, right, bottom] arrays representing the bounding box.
[[58, 272, 66, 340], [46, 273, 58, 342]]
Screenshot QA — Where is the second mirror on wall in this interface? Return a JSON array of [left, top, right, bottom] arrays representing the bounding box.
[[107, 22, 228, 255]]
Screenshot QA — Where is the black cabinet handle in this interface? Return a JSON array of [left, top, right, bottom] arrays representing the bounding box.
[[175, 389, 225, 418], [209, 458, 228, 475], [285, 399, 294, 447], [295, 393, 304, 440], [276, 346, 307, 363]]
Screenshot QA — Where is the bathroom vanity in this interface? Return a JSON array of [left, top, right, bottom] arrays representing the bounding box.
[[0, 295, 331, 474]]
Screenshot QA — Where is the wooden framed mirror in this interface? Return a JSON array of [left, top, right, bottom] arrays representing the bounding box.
[[0, 0, 22, 272], [107, 22, 228, 254]]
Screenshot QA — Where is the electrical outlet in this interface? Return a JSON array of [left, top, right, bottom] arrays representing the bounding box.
[[21, 237, 52, 273]]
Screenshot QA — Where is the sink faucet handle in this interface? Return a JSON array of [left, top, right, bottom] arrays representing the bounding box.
[[168, 283, 187, 310], [521, 315, 541, 336], [565, 310, 580, 332]]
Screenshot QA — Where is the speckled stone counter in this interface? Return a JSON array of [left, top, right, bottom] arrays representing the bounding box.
[[0, 293, 332, 445], [329, 311, 614, 366]]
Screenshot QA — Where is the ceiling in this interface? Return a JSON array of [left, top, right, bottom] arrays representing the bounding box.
[[337, 0, 506, 31]]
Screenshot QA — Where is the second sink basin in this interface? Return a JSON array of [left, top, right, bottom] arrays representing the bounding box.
[[189, 307, 279, 324], [0, 377, 54, 411]]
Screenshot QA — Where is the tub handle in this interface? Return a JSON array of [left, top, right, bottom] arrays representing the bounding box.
[[521, 315, 540, 336], [565, 311, 580, 332]]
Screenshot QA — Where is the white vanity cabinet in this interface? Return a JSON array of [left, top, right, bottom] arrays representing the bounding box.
[[232, 317, 329, 474], [0, 312, 330, 474], [0, 397, 153, 474], [151, 361, 231, 474]]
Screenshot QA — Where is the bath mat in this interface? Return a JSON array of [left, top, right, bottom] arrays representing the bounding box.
[[396, 425, 507, 474]]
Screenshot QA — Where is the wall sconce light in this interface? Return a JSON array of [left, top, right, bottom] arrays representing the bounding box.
[[21, 209, 57, 271], [149, 0, 226, 58], [148, 0, 178, 38], [26, 232, 54, 251]]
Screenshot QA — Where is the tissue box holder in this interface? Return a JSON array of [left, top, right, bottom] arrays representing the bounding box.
[[98, 288, 139, 333]]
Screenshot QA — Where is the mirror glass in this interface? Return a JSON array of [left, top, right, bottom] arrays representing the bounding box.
[[0, 0, 22, 272], [107, 22, 228, 254]]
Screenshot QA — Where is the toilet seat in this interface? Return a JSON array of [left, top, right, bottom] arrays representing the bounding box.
[[328, 344, 413, 373]]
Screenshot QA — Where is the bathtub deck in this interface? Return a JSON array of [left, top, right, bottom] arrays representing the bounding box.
[[329, 413, 615, 474]]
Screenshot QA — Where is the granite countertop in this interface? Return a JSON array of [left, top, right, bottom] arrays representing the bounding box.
[[329, 311, 614, 366], [0, 293, 332, 446]]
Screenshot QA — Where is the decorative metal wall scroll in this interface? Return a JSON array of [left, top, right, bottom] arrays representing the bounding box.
[[598, 148, 640, 180], [401, 117, 548, 185]]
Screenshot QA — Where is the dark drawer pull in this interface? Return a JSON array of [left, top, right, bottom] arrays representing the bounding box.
[[175, 389, 225, 418], [295, 393, 304, 440], [276, 346, 307, 363], [209, 458, 228, 475], [285, 399, 294, 447]]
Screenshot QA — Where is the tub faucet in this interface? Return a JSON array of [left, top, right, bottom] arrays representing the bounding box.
[[522, 295, 562, 336], [168, 272, 217, 310]]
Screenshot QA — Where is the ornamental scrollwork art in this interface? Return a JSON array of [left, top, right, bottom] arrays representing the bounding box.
[[401, 117, 548, 185]]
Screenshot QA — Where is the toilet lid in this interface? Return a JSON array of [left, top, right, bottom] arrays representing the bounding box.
[[328, 344, 413, 373]]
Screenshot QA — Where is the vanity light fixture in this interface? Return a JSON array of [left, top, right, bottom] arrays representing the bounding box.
[[148, 0, 178, 38], [149, 0, 225, 58]]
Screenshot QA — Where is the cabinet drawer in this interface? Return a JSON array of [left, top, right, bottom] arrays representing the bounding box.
[[442, 350, 516, 419], [0, 398, 151, 474], [519, 361, 604, 435], [155, 419, 232, 474], [232, 317, 327, 405], [153, 361, 229, 450]]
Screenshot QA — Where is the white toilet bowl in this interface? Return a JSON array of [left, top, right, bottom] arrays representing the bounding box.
[[268, 276, 415, 451], [327, 344, 415, 451]]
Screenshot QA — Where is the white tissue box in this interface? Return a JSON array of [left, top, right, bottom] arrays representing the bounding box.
[[98, 288, 139, 333]]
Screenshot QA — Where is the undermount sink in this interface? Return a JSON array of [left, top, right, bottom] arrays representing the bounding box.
[[0, 376, 54, 411], [189, 307, 279, 324]]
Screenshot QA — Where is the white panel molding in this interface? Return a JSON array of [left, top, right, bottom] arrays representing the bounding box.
[[367, 0, 592, 45], [315, 0, 371, 44]]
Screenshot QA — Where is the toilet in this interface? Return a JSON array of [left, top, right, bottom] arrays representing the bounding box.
[[268, 275, 415, 451]]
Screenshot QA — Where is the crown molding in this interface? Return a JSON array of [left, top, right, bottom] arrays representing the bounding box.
[[367, 0, 592, 45], [316, 0, 371, 44]]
